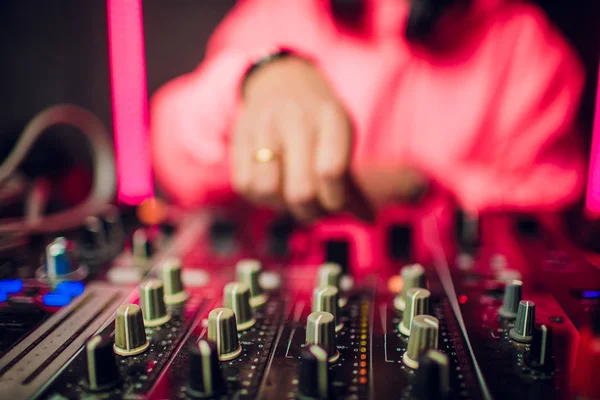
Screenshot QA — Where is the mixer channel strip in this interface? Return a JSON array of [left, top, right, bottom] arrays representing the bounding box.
[[0, 283, 131, 399]]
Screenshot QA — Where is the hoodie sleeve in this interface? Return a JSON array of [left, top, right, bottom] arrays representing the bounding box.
[[150, 0, 335, 207], [448, 4, 586, 213]]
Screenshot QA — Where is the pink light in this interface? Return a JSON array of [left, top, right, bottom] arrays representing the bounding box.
[[585, 65, 600, 215], [107, 0, 154, 205]]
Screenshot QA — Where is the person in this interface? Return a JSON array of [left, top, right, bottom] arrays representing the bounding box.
[[150, 0, 585, 223]]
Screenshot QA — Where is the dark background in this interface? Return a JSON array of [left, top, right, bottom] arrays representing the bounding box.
[[0, 0, 597, 170]]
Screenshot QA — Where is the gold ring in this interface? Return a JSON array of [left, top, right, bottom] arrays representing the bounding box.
[[254, 148, 277, 163]]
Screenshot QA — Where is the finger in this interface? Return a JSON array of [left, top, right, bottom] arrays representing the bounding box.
[[249, 108, 282, 206], [280, 104, 322, 222], [314, 103, 351, 212], [231, 110, 253, 198]]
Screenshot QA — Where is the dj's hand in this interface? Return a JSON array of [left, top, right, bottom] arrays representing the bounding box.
[[232, 57, 371, 222]]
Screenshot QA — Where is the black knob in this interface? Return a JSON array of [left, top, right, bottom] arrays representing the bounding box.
[[525, 323, 554, 370], [187, 339, 227, 398], [411, 350, 449, 400], [298, 345, 331, 400], [81, 216, 106, 252], [85, 335, 121, 391]]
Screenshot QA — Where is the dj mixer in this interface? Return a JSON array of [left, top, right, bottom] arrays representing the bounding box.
[[0, 201, 599, 400]]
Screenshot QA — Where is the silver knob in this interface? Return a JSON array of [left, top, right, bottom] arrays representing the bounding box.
[[208, 308, 242, 361], [223, 282, 255, 330], [403, 315, 439, 369], [312, 286, 343, 332], [139, 279, 171, 327], [113, 304, 149, 356], [499, 280, 522, 319], [161, 258, 188, 305], [236, 259, 266, 307], [509, 300, 535, 342], [316, 263, 342, 289], [394, 264, 426, 311], [399, 288, 431, 336], [132, 228, 154, 264], [306, 311, 339, 363]]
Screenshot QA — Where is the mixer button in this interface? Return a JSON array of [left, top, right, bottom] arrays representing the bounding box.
[[81, 216, 106, 252], [139, 279, 171, 327], [298, 345, 331, 399], [208, 307, 242, 361], [403, 315, 439, 369], [85, 334, 121, 391], [45, 237, 72, 280], [132, 228, 155, 264], [103, 205, 125, 245], [187, 339, 227, 398], [306, 311, 339, 363], [411, 349, 449, 400], [394, 263, 426, 311], [113, 304, 150, 356], [499, 280, 522, 319], [509, 300, 536, 343], [161, 257, 188, 305], [312, 285, 343, 332], [316, 263, 342, 289], [400, 288, 431, 336], [236, 259, 266, 307], [223, 282, 256, 330], [525, 323, 554, 370]]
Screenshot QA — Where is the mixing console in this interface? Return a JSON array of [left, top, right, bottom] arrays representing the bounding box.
[[0, 207, 598, 399]]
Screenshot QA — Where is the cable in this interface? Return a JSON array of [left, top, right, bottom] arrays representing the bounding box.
[[0, 104, 116, 233]]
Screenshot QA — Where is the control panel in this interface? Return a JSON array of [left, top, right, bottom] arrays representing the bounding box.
[[0, 208, 598, 399]]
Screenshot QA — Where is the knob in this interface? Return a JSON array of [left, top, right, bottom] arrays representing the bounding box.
[[316, 263, 342, 289], [400, 288, 431, 336], [499, 280, 522, 319], [306, 311, 339, 363], [207, 308, 242, 361], [85, 334, 121, 391], [46, 237, 72, 279], [161, 258, 188, 305], [139, 279, 171, 327], [525, 324, 554, 370], [509, 300, 535, 342], [132, 228, 154, 263], [403, 315, 439, 369], [298, 345, 331, 400], [187, 339, 227, 398], [312, 286, 343, 332], [81, 216, 106, 252], [411, 350, 449, 400], [103, 205, 125, 245], [236, 259, 266, 307], [113, 304, 149, 356], [394, 264, 426, 311], [223, 282, 256, 330]]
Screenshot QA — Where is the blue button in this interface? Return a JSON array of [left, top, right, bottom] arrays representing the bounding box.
[[0, 290, 7, 303], [55, 281, 85, 297], [43, 293, 72, 307], [0, 279, 24, 294]]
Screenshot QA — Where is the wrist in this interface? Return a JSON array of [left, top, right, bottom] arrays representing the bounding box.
[[241, 48, 313, 99]]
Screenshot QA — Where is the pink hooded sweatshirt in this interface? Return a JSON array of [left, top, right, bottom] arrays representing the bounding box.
[[150, 0, 585, 214]]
